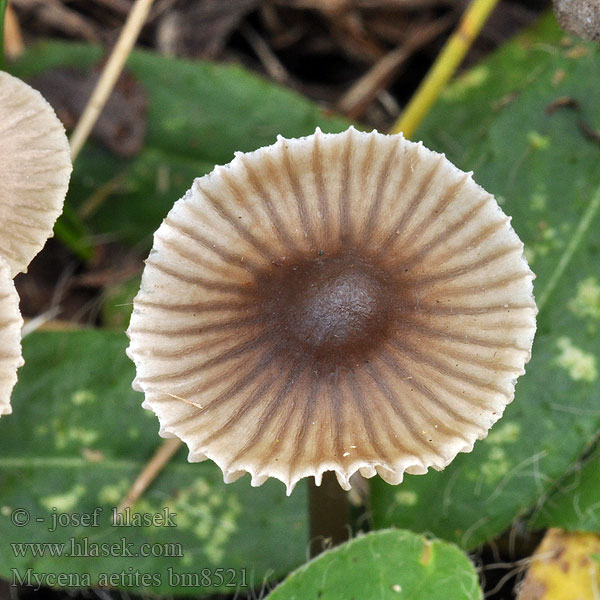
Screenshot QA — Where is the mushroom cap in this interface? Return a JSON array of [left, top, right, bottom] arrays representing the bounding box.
[[553, 0, 600, 42], [0, 256, 24, 416], [127, 128, 537, 494], [0, 70, 72, 277]]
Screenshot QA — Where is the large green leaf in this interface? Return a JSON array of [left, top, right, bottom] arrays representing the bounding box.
[[371, 15, 600, 548], [11, 42, 351, 248], [266, 529, 482, 600], [0, 331, 307, 595], [529, 442, 600, 532]]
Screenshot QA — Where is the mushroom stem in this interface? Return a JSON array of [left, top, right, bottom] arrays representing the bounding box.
[[308, 472, 350, 557]]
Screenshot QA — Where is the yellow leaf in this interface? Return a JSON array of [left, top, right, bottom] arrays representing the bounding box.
[[518, 528, 600, 599]]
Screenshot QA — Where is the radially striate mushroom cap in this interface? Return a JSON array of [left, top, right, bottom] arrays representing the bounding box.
[[127, 127, 537, 495], [0, 256, 24, 417], [0, 70, 72, 277]]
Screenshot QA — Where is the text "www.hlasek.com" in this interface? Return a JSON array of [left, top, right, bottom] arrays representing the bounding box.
[[11, 538, 183, 558]]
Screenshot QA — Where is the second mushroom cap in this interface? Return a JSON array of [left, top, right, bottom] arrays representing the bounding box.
[[0, 70, 72, 277], [0, 256, 24, 416]]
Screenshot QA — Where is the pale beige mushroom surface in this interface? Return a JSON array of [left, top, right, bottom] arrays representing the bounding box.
[[0, 256, 24, 416], [127, 127, 537, 494], [0, 70, 72, 277]]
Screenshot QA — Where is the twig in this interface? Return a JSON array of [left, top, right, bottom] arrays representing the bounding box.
[[10, 0, 101, 42], [21, 307, 61, 338], [22, 318, 83, 333], [240, 23, 291, 85], [376, 89, 401, 117], [114, 438, 182, 520], [3, 2, 23, 59], [0, 0, 6, 69], [390, 0, 500, 138], [77, 171, 126, 220], [337, 15, 453, 119], [69, 0, 155, 162], [544, 96, 600, 147]]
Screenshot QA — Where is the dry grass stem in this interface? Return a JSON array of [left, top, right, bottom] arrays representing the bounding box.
[[3, 3, 24, 59], [391, 0, 500, 138], [114, 438, 182, 519], [337, 15, 453, 119], [69, 0, 155, 161]]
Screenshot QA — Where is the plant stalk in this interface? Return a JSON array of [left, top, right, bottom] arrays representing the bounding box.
[[69, 0, 155, 161], [308, 472, 350, 558], [390, 0, 500, 138], [0, 0, 7, 71]]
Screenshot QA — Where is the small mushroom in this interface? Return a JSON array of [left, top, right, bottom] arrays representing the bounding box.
[[0, 256, 24, 416], [0, 70, 72, 277], [553, 0, 600, 43], [127, 128, 536, 494]]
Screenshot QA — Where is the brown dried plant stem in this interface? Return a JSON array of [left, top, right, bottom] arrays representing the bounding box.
[[69, 0, 155, 161], [336, 15, 453, 120], [308, 473, 350, 557], [0, 0, 7, 69], [3, 3, 24, 60], [114, 437, 181, 519]]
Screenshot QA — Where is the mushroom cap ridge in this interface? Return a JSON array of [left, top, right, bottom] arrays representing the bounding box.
[[0, 256, 24, 416], [127, 127, 537, 494], [0, 70, 72, 277]]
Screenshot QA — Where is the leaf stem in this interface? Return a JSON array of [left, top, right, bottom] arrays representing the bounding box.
[[390, 0, 500, 138], [537, 183, 600, 313]]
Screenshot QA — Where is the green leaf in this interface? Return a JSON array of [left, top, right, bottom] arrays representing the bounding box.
[[266, 529, 482, 600], [0, 331, 307, 596], [371, 15, 600, 549], [529, 442, 600, 532], [11, 42, 351, 248], [100, 275, 141, 331]]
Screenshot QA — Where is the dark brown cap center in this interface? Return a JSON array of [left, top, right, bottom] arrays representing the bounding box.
[[256, 252, 397, 367]]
